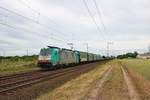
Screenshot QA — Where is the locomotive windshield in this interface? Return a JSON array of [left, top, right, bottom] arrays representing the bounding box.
[[40, 48, 51, 56]]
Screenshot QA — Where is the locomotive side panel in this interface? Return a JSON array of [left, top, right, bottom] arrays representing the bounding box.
[[74, 51, 80, 63], [59, 49, 76, 65]]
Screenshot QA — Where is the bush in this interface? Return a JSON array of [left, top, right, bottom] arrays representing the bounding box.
[[117, 52, 138, 59], [0, 55, 38, 62]]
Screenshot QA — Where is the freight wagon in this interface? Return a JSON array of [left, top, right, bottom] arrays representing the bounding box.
[[38, 46, 102, 68]]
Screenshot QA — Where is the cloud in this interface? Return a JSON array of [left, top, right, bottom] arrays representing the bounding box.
[[0, 0, 150, 56]]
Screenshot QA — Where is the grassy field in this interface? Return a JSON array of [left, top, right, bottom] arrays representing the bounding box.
[[122, 59, 150, 100], [0, 59, 40, 75], [36, 61, 112, 100], [122, 59, 150, 80]]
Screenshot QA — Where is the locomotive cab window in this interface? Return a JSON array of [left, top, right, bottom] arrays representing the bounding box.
[[40, 49, 51, 56], [55, 52, 57, 55]]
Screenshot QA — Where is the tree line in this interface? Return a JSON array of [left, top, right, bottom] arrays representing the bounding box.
[[117, 52, 138, 59], [0, 55, 38, 62]]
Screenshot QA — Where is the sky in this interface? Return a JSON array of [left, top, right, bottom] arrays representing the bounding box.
[[0, 0, 150, 56]]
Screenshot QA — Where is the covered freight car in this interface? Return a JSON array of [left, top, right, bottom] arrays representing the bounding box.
[[79, 51, 88, 62]]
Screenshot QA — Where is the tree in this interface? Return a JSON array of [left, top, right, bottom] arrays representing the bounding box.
[[117, 51, 138, 59], [149, 46, 150, 53]]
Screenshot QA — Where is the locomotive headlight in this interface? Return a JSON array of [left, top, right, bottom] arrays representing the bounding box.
[[45, 55, 51, 60], [38, 56, 43, 60], [38, 55, 51, 61]]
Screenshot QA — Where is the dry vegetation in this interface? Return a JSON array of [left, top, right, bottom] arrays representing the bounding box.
[[36, 61, 111, 100], [36, 60, 131, 100], [0, 59, 40, 75]]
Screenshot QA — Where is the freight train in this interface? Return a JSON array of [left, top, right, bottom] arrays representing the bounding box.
[[38, 46, 103, 68]]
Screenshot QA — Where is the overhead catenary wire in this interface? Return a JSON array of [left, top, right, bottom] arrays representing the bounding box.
[[82, 0, 106, 42], [83, 0, 114, 55], [0, 3, 105, 55], [91, 0, 114, 55], [6, 1, 101, 52], [0, 22, 68, 44], [0, 7, 72, 43], [0, 6, 77, 52], [17, 0, 40, 15], [0, 21, 103, 55], [0, 6, 37, 23], [17, 0, 56, 25], [17, 0, 41, 23], [92, 0, 114, 44], [0, 14, 67, 40], [16, 0, 77, 38], [92, 0, 108, 34], [0, 6, 71, 40]]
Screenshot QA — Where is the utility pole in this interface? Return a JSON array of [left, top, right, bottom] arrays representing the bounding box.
[[85, 43, 89, 53], [84, 43, 89, 61], [107, 42, 113, 58], [67, 43, 74, 50]]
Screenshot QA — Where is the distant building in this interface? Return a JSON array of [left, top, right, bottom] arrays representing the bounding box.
[[137, 52, 150, 59]]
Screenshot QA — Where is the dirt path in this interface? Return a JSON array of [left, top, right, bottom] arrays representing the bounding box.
[[126, 68, 150, 100], [84, 61, 130, 100], [121, 66, 141, 100], [84, 65, 112, 100]]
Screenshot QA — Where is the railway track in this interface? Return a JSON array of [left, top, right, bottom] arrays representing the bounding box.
[[0, 62, 94, 81], [0, 64, 94, 94], [0, 61, 107, 82], [0, 70, 42, 80], [0, 67, 76, 82]]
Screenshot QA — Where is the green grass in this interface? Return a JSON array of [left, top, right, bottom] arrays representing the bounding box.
[[0, 59, 40, 75], [122, 59, 150, 80]]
